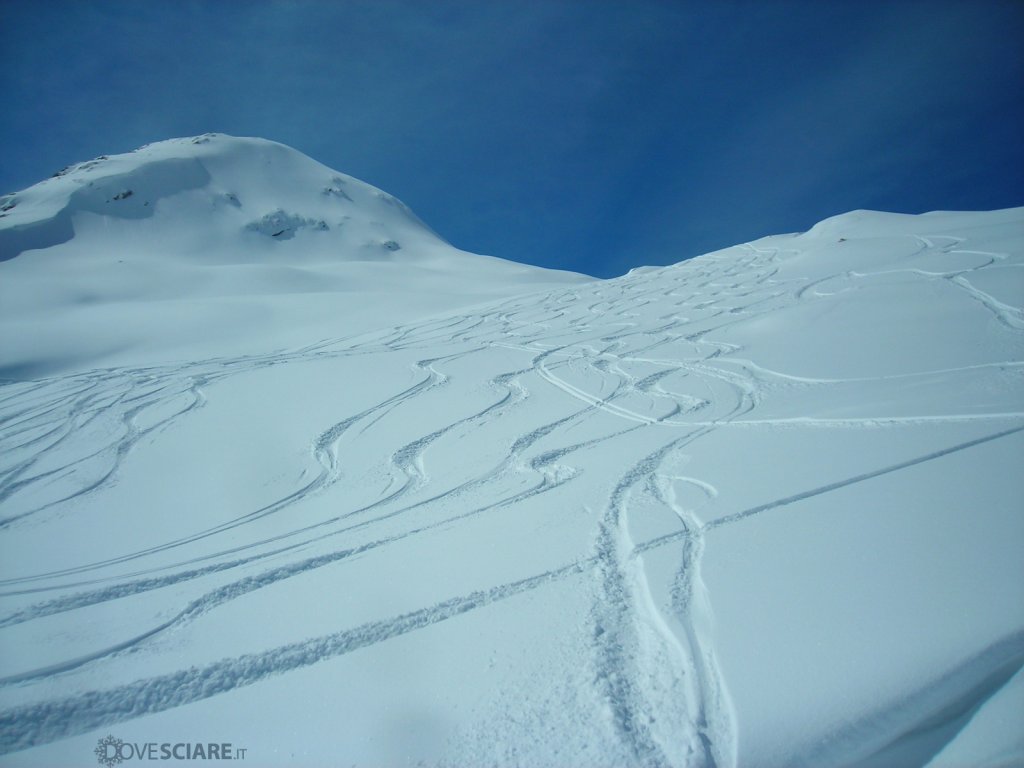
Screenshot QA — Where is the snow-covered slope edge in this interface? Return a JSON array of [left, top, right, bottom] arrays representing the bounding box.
[[0, 202, 1022, 767], [0, 134, 589, 377]]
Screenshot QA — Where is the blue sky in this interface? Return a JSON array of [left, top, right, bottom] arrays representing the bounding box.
[[1, 0, 1021, 277]]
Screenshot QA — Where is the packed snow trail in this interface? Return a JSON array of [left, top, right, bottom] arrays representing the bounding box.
[[1, 207, 1023, 766]]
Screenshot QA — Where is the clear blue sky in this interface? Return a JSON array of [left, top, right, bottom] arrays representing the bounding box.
[[1, 0, 1021, 277]]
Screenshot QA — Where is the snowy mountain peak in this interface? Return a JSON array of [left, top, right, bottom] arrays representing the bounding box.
[[0, 135, 589, 376], [0, 134, 449, 263]]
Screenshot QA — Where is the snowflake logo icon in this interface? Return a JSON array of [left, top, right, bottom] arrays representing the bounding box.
[[95, 734, 125, 767]]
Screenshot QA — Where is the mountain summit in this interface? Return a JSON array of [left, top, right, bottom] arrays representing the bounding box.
[[0, 134, 587, 376], [1, 133, 448, 262]]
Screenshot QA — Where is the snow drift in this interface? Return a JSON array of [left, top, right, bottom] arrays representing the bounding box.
[[0, 136, 1022, 767]]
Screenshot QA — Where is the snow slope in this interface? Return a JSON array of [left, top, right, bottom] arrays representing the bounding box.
[[0, 139, 1022, 767]]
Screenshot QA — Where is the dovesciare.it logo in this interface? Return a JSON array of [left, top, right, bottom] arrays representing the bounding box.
[[94, 735, 247, 766]]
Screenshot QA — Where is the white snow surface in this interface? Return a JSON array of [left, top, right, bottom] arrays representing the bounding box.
[[1, 135, 1022, 767]]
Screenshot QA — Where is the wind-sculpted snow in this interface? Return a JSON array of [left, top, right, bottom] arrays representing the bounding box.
[[1, 208, 1023, 766]]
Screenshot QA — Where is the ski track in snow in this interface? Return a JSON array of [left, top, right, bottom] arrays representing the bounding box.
[[1, 231, 1022, 763]]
